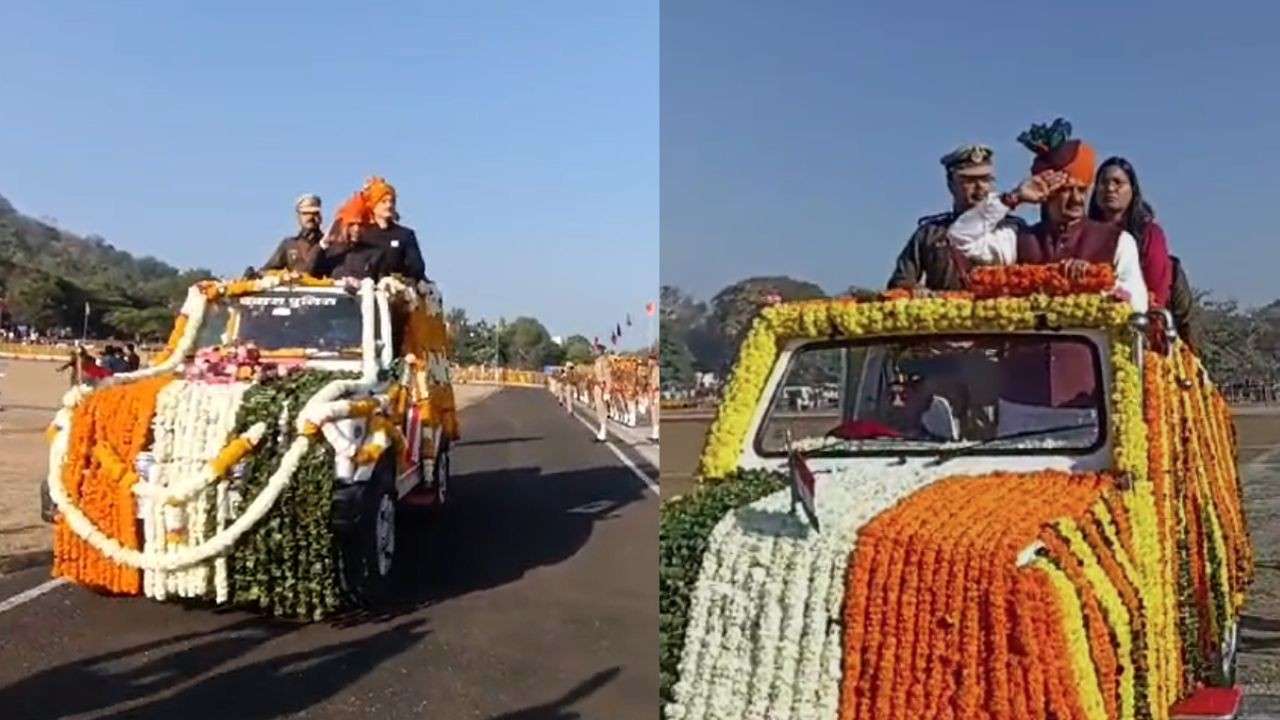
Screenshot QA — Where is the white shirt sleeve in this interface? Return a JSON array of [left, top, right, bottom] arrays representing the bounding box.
[[1114, 231, 1148, 313], [946, 194, 1019, 265]]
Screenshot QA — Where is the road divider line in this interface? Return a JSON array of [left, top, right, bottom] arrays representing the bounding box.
[[564, 405, 659, 497], [0, 577, 68, 615]]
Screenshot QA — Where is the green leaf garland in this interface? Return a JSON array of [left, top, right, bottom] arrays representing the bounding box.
[[229, 369, 357, 620], [658, 469, 787, 712]]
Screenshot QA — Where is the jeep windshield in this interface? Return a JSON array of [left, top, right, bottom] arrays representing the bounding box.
[[193, 290, 363, 355], [755, 333, 1106, 457]]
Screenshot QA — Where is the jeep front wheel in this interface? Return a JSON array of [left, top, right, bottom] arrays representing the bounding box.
[[338, 457, 397, 605]]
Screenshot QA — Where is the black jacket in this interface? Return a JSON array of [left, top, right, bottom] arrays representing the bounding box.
[[361, 223, 426, 281], [319, 241, 386, 281]]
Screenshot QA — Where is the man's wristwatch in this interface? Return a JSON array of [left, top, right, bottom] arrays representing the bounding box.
[[999, 190, 1021, 209]]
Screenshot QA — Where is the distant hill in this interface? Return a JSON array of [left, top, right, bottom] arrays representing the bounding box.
[[0, 192, 214, 339]]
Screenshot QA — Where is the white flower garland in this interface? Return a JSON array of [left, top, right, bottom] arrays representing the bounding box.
[[666, 466, 952, 720], [133, 422, 268, 504], [141, 381, 249, 601]]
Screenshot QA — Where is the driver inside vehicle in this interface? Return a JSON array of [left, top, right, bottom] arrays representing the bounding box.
[[879, 361, 970, 440]]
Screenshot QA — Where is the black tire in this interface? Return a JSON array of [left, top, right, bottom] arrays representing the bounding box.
[[432, 437, 451, 507], [337, 456, 398, 606]]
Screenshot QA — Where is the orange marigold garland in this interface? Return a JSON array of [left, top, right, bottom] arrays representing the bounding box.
[[839, 471, 1109, 720], [52, 376, 172, 594], [969, 263, 1115, 299]]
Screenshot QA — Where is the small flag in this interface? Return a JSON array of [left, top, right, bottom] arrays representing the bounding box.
[[646, 302, 656, 317], [616, 323, 622, 338], [787, 433, 820, 532], [626, 314, 632, 327], [403, 403, 423, 466]]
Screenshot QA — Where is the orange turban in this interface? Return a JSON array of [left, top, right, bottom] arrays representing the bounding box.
[[1031, 139, 1097, 187], [1019, 119, 1097, 186], [362, 176, 396, 209], [335, 192, 369, 226]]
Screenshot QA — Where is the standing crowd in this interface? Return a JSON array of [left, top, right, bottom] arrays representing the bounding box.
[[57, 344, 141, 385]]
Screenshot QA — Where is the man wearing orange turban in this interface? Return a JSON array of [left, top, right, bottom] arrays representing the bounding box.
[[358, 176, 427, 282], [946, 118, 1148, 312], [316, 191, 388, 279]]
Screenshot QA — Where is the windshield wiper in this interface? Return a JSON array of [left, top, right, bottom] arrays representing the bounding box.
[[930, 423, 1097, 463]]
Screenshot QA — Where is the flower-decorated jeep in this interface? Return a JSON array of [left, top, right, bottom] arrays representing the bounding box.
[[660, 265, 1252, 720], [41, 272, 460, 619]]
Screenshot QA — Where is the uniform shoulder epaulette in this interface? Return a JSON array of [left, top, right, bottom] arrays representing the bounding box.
[[916, 211, 953, 227]]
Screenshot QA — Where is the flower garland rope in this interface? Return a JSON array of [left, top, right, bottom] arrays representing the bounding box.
[[230, 369, 358, 619], [53, 375, 173, 593]]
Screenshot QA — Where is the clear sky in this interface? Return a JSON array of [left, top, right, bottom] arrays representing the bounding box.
[[662, 1, 1279, 305], [0, 1, 657, 345]]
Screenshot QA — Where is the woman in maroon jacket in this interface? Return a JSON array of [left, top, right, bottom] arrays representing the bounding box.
[[1088, 157, 1174, 308]]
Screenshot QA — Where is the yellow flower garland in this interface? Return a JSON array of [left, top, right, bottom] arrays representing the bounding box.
[[1055, 520, 1137, 720], [1033, 557, 1109, 720]]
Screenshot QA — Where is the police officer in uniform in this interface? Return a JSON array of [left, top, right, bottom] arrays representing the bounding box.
[[592, 344, 611, 442], [887, 144, 1027, 291], [560, 361, 577, 410], [263, 194, 325, 273]]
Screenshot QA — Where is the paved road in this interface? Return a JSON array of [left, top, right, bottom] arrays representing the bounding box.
[[0, 387, 658, 720]]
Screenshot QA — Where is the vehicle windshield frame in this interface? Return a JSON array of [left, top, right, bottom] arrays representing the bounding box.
[[751, 332, 1110, 460], [194, 286, 367, 356]]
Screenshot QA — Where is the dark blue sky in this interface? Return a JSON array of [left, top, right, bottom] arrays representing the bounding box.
[[662, 1, 1279, 304], [0, 2, 656, 344]]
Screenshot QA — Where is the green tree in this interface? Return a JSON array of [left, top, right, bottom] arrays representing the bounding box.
[[698, 276, 827, 373], [104, 306, 177, 340], [659, 318, 695, 389], [7, 272, 68, 329], [563, 334, 595, 364], [502, 316, 560, 369]]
